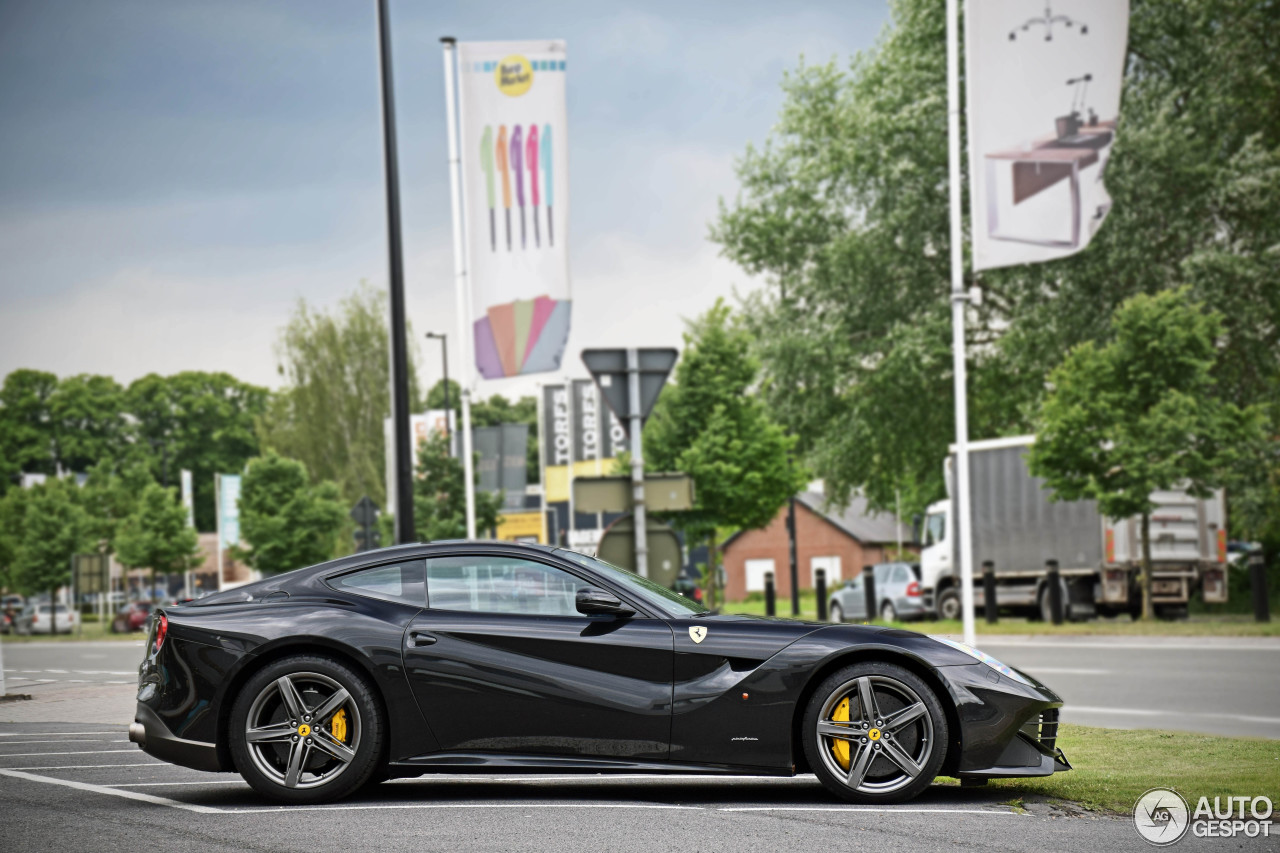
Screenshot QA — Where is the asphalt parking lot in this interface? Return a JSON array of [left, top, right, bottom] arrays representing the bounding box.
[[1, 637, 1277, 852]]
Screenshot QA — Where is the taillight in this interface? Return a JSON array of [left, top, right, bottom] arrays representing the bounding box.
[[1105, 528, 1116, 563], [32, 612, 37, 624], [154, 614, 168, 653], [906, 581, 921, 597], [1216, 529, 1227, 563], [693, 587, 703, 603]]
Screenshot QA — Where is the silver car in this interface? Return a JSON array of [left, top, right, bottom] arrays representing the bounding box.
[[828, 562, 925, 622]]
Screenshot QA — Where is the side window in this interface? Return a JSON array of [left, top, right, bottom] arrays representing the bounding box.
[[329, 560, 426, 607], [427, 556, 585, 617], [893, 566, 910, 584], [924, 513, 946, 546]]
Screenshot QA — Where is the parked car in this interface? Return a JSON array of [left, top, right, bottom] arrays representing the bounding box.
[[13, 603, 80, 634], [1, 594, 24, 634], [128, 541, 1068, 805], [828, 563, 924, 623], [112, 601, 153, 633]]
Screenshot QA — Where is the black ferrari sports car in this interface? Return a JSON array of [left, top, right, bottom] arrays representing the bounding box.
[[129, 541, 1069, 804]]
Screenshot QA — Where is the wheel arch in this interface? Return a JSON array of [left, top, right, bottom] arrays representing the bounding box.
[[788, 648, 963, 777], [214, 637, 388, 773]]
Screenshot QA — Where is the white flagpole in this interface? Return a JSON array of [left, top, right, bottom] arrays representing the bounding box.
[[947, 0, 977, 647], [441, 37, 477, 539]]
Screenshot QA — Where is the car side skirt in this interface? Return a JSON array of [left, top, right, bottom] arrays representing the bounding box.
[[389, 752, 796, 777]]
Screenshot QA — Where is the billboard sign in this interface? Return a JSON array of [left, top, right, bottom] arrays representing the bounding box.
[[966, 0, 1129, 270], [457, 40, 571, 378]]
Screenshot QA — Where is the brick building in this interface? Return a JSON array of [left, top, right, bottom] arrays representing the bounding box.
[[721, 491, 912, 601]]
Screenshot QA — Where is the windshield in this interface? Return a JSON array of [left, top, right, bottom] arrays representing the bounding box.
[[555, 549, 709, 617], [924, 512, 946, 546]]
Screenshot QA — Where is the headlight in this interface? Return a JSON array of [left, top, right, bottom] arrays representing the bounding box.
[[931, 636, 1034, 686]]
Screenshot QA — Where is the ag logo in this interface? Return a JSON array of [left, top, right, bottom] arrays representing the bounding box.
[[495, 55, 533, 97], [1134, 788, 1190, 846], [688, 626, 708, 644]]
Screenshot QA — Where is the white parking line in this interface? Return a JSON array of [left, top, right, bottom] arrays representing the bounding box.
[[228, 803, 706, 814], [0, 749, 140, 758], [6, 763, 161, 770], [719, 806, 1022, 815], [105, 780, 247, 788], [0, 732, 127, 742], [0, 727, 124, 732], [0, 768, 222, 814]]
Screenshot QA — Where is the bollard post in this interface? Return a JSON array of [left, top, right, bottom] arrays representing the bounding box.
[[982, 560, 997, 624], [863, 565, 877, 622], [1251, 551, 1271, 623], [1046, 559, 1064, 625], [816, 569, 828, 622], [764, 572, 776, 617]]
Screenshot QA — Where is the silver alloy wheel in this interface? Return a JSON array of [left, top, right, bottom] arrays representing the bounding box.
[[829, 602, 843, 623], [244, 671, 360, 790], [814, 675, 934, 795], [881, 601, 897, 622]]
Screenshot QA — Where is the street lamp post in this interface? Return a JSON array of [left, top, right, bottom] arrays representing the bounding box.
[[425, 332, 451, 449]]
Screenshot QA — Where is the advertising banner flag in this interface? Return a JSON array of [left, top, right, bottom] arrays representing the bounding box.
[[216, 474, 241, 549], [457, 41, 570, 378], [966, 1, 1129, 271]]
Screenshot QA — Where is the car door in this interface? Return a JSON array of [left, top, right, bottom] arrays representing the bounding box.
[[403, 551, 674, 762], [891, 565, 911, 612], [844, 576, 867, 620]]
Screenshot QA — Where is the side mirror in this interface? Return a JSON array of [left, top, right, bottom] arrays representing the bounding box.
[[911, 513, 923, 546], [575, 587, 635, 618]]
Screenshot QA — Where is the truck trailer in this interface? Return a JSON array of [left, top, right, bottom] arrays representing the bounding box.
[[920, 436, 1229, 621]]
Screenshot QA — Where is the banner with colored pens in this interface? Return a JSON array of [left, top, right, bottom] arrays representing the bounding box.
[[457, 40, 570, 379]]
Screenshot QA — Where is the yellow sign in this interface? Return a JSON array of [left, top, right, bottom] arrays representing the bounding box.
[[496, 510, 544, 543], [496, 55, 533, 96], [544, 459, 619, 503]]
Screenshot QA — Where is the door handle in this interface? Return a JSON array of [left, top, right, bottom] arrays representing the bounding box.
[[408, 631, 438, 648]]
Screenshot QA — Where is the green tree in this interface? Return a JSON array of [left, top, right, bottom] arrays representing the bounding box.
[[116, 483, 201, 599], [237, 451, 346, 575], [713, 0, 1280, 523], [126, 371, 269, 532], [48, 374, 129, 474], [1028, 289, 1264, 619], [411, 431, 502, 542], [258, 283, 422, 509], [11, 479, 92, 630], [79, 460, 155, 555], [644, 300, 808, 606], [0, 369, 59, 492]]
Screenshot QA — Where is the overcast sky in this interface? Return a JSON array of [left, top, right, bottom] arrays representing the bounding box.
[[0, 0, 888, 400]]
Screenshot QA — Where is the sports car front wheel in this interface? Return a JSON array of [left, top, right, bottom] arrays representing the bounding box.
[[802, 661, 948, 804], [229, 654, 384, 804]]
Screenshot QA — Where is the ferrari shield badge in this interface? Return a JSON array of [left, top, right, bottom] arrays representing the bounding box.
[[689, 625, 708, 644]]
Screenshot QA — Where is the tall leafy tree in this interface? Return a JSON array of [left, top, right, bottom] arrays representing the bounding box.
[[1028, 289, 1264, 619], [48, 374, 129, 474], [713, 0, 1280, 525], [0, 369, 59, 491], [644, 300, 808, 605], [258, 283, 422, 509], [411, 431, 502, 542], [11, 479, 92, 630], [115, 483, 202, 599], [126, 371, 269, 532], [237, 451, 346, 575]]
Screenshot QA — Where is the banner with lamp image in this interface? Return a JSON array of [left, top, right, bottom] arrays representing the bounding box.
[[965, 0, 1129, 271], [457, 40, 570, 378]]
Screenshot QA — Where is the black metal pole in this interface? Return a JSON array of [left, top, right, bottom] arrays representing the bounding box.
[[1250, 551, 1271, 623], [787, 496, 799, 616], [377, 0, 415, 545], [863, 565, 877, 622], [1047, 559, 1064, 625], [815, 569, 828, 622], [982, 560, 998, 624], [765, 572, 776, 617]]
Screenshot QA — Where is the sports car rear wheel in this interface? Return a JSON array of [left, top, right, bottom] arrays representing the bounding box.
[[230, 655, 384, 804], [803, 661, 948, 804]]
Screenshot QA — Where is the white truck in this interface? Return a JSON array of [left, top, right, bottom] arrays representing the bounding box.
[[920, 436, 1230, 621]]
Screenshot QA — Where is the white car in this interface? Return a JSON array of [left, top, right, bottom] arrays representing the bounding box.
[[14, 603, 80, 634]]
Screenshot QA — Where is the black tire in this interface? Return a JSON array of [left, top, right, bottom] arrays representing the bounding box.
[[880, 601, 898, 622], [829, 602, 844, 623], [229, 654, 384, 804], [936, 588, 961, 621], [802, 661, 948, 805]]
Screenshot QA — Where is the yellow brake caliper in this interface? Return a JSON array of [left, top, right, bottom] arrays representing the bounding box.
[[831, 696, 851, 769], [331, 709, 348, 743]]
